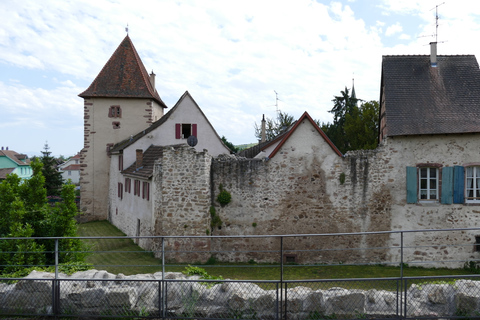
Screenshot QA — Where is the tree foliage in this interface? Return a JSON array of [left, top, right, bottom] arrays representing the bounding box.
[[0, 159, 88, 274], [322, 88, 379, 153], [40, 142, 64, 197], [254, 111, 295, 141], [221, 136, 239, 153]]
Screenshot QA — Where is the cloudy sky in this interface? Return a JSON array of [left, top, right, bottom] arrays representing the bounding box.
[[1, 0, 480, 157]]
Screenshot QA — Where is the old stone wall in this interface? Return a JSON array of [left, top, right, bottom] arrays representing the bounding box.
[[146, 133, 480, 266], [152, 145, 213, 262]]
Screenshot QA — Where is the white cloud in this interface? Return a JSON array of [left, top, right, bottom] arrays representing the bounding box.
[[385, 22, 403, 36]]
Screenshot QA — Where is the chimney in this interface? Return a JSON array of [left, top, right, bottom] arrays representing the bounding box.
[[136, 149, 143, 170], [430, 42, 437, 67], [261, 114, 266, 143], [149, 71, 156, 89]]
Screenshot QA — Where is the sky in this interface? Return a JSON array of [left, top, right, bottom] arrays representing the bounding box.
[[1, 0, 480, 157]]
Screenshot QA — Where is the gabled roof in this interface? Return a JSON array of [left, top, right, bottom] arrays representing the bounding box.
[[380, 55, 480, 137], [121, 145, 165, 179], [110, 91, 230, 153], [0, 168, 15, 179], [0, 150, 30, 166], [61, 164, 81, 171], [79, 35, 167, 108], [240, 112, 342, 159]]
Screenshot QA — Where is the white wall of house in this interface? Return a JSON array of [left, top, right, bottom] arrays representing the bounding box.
[[109, 154, 155, 250], [122, 94, 230, 166]]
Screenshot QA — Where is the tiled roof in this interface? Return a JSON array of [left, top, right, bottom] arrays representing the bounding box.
[[121, 145, 165, 179], [0, 150, 30, 166], [61, 164, 81, 171], [0, 168, 15, 179], [239, 112, 342, 159], [79, 35, 167, 108], [381, 55, 480, 136]]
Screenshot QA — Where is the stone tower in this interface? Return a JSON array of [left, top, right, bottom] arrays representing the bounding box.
[[78, 35, 167, 221]]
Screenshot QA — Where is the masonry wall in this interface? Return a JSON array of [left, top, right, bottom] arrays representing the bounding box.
[[152, 145, 213, 262], [144, 133, 480, 267]]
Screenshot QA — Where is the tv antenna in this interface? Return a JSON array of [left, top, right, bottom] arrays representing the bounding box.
[[273, 90, 281, 114], [431, 2, 444, 43]]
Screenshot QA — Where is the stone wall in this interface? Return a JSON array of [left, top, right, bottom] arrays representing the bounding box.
[[145, 133, 480, 266], [4, 270, 480, 319], [152, 145, 213, 262]]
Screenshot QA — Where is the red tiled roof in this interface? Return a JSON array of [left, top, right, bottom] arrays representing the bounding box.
[[79, 35, 167, 108], [61, 164, 81, 171], [268, 112, 342, 158]]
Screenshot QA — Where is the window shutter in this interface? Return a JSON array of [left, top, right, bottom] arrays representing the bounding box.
[[441, 167, 453, 204], [453, 166, 465, 204], [406, 167, 417, 204], [192, 124, 197, 137], [175, 123, 181, 139]]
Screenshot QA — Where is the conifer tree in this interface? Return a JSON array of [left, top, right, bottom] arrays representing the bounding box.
[[40, 142, 63, 197]]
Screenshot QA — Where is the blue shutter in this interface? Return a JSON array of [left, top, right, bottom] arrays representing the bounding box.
[[406, 167, 417, 204], [453, 166, 465, 204], [441, 167, 453, 204]]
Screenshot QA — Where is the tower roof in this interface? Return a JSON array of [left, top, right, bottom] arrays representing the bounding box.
[[79, 35, 167, 108]]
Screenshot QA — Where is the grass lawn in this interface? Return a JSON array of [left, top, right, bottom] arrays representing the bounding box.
[[77, 220, 476, 287]]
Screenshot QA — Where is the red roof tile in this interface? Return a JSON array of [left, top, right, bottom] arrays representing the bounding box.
[[79, 35, 167, 108]]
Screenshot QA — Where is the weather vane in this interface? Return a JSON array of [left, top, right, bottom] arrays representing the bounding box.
[[125, 23, 129, 34]]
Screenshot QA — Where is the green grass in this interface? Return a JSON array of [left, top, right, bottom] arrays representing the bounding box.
[[77, 220, 475, 286]]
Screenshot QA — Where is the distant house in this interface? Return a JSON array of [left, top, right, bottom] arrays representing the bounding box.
[[0, 147, 32, 180], [58, 153, 81, 185]]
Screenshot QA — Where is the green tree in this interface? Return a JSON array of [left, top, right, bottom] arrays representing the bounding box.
[[254, 111, 295, 141], [0, 159, 88, 274], [344, 100, 379, 151], [322, 87, 378, 153], [40, 142, 63, 197], [221, 136, 239, 153]]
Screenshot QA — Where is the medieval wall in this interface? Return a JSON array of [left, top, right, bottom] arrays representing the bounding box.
[[152, 145, 213, 262], [142, 132, 480, 267]]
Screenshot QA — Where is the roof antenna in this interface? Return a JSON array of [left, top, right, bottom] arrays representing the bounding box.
[[431, 2, 445, 43], [273, 90, 281, 114], [125, 23, 129, 34]]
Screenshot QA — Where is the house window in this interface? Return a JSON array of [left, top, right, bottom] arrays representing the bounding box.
[[419, 167, 438, 201], [112, 121, 121, 129], [475, 236, 480, 252], [118, 182, 123, 199], [466, 166, 480, 203], [109, 106, 121, 118], [134, 180, 141, 197], [125, 178, 131, 193], [68, 171, 72, 176], [118, 155, 123, 171], [175, 123, 197, 139], [142, 182, 150, 201]]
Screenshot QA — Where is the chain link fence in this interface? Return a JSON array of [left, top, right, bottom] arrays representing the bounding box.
[[2, 228, 480, 319]]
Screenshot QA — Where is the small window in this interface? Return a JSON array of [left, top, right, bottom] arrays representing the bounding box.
[[419, 167, 438, 201], [118, 155, 123, 171], [112, 121, 120, 129], [466, 166, 480, 203], [176, 123, 197, 139], [142, 182, 150, 201], [108, 106, 121, 118], [68, 171, 72, 176], [125, 178, 131, 193], [476, 236, 480, 252], [118, 182, 123, 199]]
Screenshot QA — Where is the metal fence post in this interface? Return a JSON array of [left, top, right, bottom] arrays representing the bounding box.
[[280, 236, 284, 320], [161, 237, 166, 318], [53, 238, 60, 317]]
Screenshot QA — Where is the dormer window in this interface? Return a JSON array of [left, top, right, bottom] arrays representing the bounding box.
[[109, 106, 121, 118], [175, 123, 197, 139]]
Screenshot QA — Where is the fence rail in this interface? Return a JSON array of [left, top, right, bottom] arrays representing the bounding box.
[[2, 227, 480, 319]]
